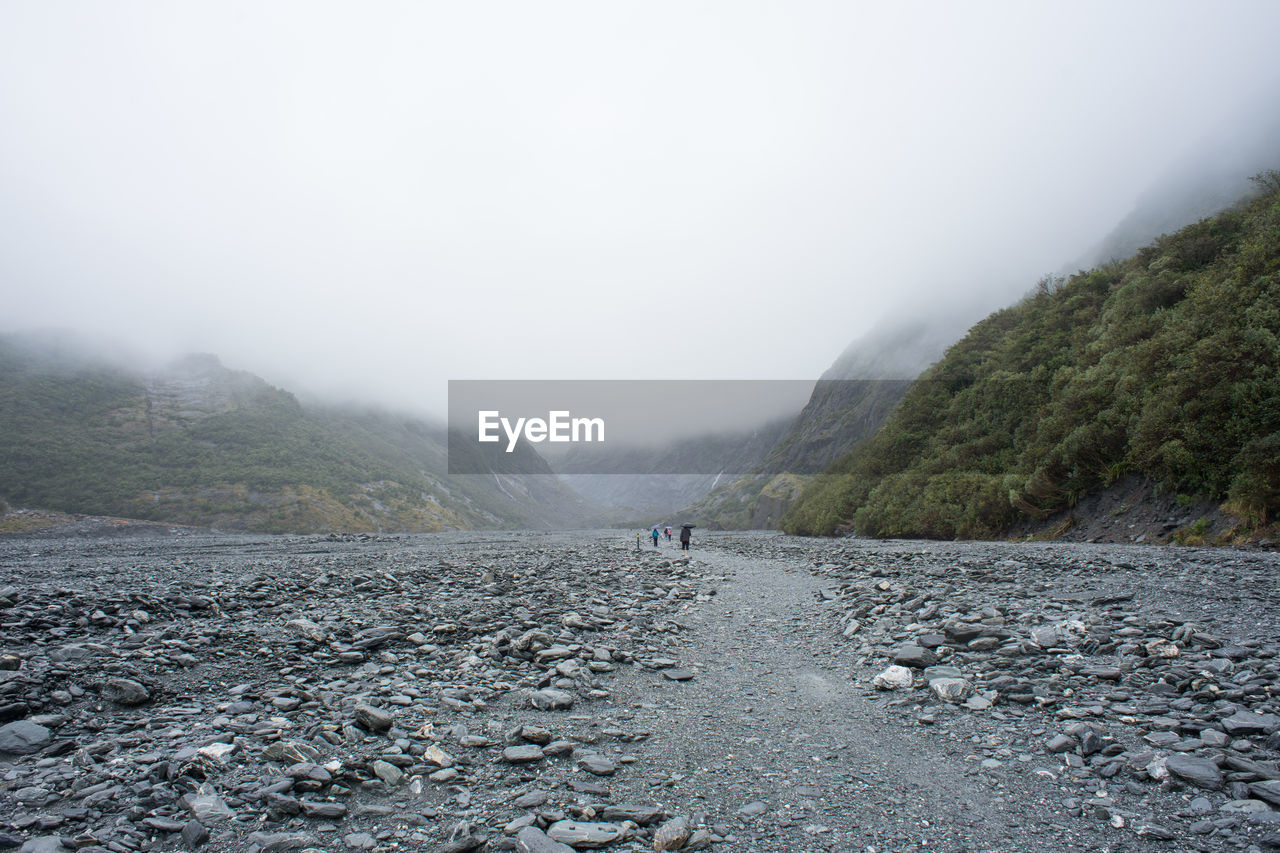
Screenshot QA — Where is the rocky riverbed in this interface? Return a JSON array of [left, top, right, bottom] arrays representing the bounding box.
[[1, 529, 1277, 853]]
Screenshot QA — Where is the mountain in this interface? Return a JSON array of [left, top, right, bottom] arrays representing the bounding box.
[[1075, 111, 1280, 270], [553, 417, 794, 523], [783, 174, 1280, 540], [676, 317, 965, 529], [0, 333, 591, 532]]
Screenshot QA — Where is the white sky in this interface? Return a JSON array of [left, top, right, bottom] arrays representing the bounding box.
[[3, 1, 1279, 415]]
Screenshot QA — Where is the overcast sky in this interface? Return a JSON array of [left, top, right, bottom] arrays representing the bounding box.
[[3, 2, 1279, 415]]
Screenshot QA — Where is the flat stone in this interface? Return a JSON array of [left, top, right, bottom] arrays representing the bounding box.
[[545, 820, 624, 849], [577, 755, 617, 776], [285, 618, 327, 642], [263, 741, 322, 763], [247, 832, 313, 852], [1222, 710, 1280, 736], [600, 804, 664, 826], [530, 689, 575, 710], [503, 745, 545, 764], [1166, 754, 1224, 791], [922, 665, 963, 682], [0, 720, 51, 755], [515, 826, 576, 853], [894, 645, 936, 669], [1250, 780, 1280, 807], [300, 800, 347, 818]]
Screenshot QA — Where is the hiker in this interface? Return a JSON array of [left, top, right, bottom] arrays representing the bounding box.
[[679, 524, 693, 551], [664, 526, 672, 541], [651, 527, 660, 547]]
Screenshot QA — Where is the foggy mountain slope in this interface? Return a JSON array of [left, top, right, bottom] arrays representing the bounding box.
[[1076, 111, 1280, 269], [678, 317, 966, 529], [784, 176, 1280, 541], [0, 333, 592, 532], [552, 417, 794, 522]]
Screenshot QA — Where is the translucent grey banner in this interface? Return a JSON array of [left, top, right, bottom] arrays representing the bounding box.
[[447, 379, 911, 475]]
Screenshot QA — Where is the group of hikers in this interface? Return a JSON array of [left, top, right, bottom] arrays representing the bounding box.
[[644, 523, 693, 550]]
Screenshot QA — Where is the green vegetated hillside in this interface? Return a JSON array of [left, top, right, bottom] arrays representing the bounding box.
[[0, 335, 590, 533], [784, 175, 1280, 539]]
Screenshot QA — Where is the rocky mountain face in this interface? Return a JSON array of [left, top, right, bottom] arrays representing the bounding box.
[[0, 333, 591, 533], [678, 317, 965, 529]]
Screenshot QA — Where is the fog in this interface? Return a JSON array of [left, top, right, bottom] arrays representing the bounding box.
[[3, 2, 1279, 416]]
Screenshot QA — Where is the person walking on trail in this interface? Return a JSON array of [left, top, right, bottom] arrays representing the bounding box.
[[679, 524, 693, 551], [664, 526, 672, 541], [651, 527, 660, 548]]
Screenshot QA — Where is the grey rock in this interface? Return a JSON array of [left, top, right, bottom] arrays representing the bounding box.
[[247, 832, 313, 852], [104, 678, 150, 706], [545, 820, 623, 848], [601, 804, 664, 825], [1166, 754, 1224, 791], [0, 720, 51, 755], [503, 744, 545, 764], [894, 645, 936, 668], [353, 702, 393, 731], [180, 789, 235, 822], [577, 754, 617, 776], [929, 677, 972, 703], [300, 800, 347, 818], [653, 816, 691, 851], [181, 819, 209, 848], [1251, 780, 1280, 807], [1222, 710, 1280, 736], [871, 665, 913, 690], [685, 829, 713, 850], [530, 689, 575, 710], [371, 759, 403, 785], [515, 826, 576, 853], [18, 839, 65, 853]]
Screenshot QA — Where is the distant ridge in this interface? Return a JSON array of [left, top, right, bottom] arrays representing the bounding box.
[[0, 334, 591, 533]]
